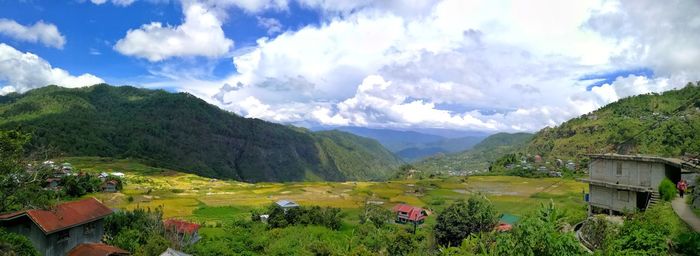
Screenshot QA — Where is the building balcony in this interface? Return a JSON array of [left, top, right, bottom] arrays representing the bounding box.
[[577, 178, 653, 192]]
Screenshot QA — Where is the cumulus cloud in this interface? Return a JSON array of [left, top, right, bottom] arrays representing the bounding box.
[[0, 19, 66, 48], [114, 2, 233, 61], [172, 0, 700, 132], [0, 43, 104, 94], [257, 17, 282, 35], [90, 0, 137, 6]]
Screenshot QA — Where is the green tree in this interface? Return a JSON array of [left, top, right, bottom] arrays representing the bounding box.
[[387, 229, 416, 256], [0, 228, 39, 256], [434, 196, 497, 247], [359, 203, 392, 228]]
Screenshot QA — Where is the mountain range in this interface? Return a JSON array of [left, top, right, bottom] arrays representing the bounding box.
[[0, 85, 402, 182]]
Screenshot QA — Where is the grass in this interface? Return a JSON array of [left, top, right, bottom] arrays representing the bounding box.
[[70, 157, 588, 225]]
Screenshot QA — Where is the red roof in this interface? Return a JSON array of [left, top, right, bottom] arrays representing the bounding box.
[[68, 243, 130, 256], [0, 198, 112, 234], [495, 223, 512, 232], [164, 219, 200, 234], [392, 204, 426, 222]]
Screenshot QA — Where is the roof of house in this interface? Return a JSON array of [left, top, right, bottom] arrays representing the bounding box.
[[160, 248, 192, 256], [0, 198, 112, 234], [164, 219, 200, 234], [275, 200, 299, 208], [392, 204, 426, 222], [588, 153, 700, 172], [68, 243, 130, 256], [499, 214, 520, 225]]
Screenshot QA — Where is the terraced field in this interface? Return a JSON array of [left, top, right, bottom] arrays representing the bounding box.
[[69, 157, 588, 226]]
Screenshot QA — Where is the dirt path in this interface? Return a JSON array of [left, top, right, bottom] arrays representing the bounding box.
[[671, 197, 700, 232]]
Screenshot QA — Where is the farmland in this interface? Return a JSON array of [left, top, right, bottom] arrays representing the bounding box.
[[69, 157, 588, 227]]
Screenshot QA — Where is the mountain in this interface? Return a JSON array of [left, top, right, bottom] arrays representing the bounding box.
[[0, 84, 402, 182], [323, 127, 487, 161], [527, 82, 700, 160], [414, 132, 534, 173]]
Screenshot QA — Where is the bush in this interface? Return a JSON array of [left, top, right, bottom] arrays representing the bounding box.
[[675, 232, 700, 255], [659, 178, 677, 201], [0, 228, 40, 256], [359, 203, 392, 228], [604, 203, 684, 255], [434, 195, 497, 247], [266, 204, 342, 230]]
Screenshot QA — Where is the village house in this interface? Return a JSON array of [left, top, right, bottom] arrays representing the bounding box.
[[45, 178, 62, 190], [101, 180, 118, 193], [67, 243, 130, 256], [579, 154, 699, 214], [275, 200, 299, 211], [164, 219, 201, 246], [0, 198, 127, 256], [392, 204, 427, 224]]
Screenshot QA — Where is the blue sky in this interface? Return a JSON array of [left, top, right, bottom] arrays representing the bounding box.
[[0, 0, 699, 132]]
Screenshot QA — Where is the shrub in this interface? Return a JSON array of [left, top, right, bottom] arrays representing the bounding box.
[[674, 232, 700, 255], [0, 228, 40, 256], [434, 195, 497, 247], [659, 178, 677, 201], [359, 203, 392, 228]]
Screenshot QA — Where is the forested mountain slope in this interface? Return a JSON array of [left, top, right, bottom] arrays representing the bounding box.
[[0, 85, 401, 182], [528, 82, 700, 160], [415, 132, 534, 173]]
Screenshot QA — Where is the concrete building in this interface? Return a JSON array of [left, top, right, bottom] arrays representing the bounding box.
[[0, 198, 119, 256], [579, 154, 699, 214]]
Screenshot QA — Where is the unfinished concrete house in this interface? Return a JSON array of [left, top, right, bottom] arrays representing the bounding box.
[[579, 154, 699, 214]]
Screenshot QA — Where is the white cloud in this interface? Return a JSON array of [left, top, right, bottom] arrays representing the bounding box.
[[159, 0, 700, 132], [114, 2, 233, 61], [257, 17, 282, 35], [0, 19, 66, 48], [90, 0, 137, 6], [0, 43, 104, 94]]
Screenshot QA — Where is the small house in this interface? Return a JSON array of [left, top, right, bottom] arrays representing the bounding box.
[[163, 219, 200, 246], [98, 173, 109, 181], [45, 178, 62, 190], [110, 172, 125, 178], [579, 154, 700, 214], [495, 213, 519, 232], [275, 200, 299, 211], [67, 243, 130, 256], [160, 248, 191, 256], [102, 180, 118, 193], [392, 204, 426, 224], [0, 198, 122, 256]]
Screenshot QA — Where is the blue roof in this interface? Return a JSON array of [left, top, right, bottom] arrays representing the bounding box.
[[499, 214, 520, 225], [275, 200, 299, 208]]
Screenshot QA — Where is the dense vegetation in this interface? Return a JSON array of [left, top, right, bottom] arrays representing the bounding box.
[[0, 85, 402, 182], [415, 132, 534, 174], [528, 82, 700, 160]]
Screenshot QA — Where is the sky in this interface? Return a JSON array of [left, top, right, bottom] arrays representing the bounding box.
[[1, 0, 699, 133]]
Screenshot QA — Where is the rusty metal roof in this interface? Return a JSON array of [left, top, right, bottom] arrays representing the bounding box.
[[0, 197, 112, 234], [68, 243, 130, 256], [164, 219, 200, 234]]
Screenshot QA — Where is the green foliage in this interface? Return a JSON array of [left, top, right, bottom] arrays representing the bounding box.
[[0, 85, 401, 182], [0, 228, 40, 256], [0, 130, 56, 213], [104, 207, 176, 253], [527, 82, 700, 159], [659, 178, 678, 201], [603, 203, 686, 255], [674, 232, 700, 256], [490, 202, 583, 256], [359, 203, 393, 228], [387, 229, 418, 256], [61, 173, 102, 197], [580, 215, 618, 250], [267, 204, 342, 230], [434, 195, 498, 247]]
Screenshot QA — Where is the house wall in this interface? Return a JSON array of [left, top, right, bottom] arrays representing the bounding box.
[[590, 158, 669, 189], [589, 184, 637, 212], [1, 216, 47, 254], [42, 219, 105, 256]]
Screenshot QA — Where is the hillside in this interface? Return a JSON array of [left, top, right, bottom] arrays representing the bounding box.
[[527, 82, 700, 160], [415, 132, 534, 173], [331, 127, 486, 161], [0, 84, 402, 182]]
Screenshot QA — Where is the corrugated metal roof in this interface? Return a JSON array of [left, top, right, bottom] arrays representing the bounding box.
[[164, 219, 200, 234], [392, 204, 426, 222], [68, 243, 130, 256], [0, 198, 112, 234]]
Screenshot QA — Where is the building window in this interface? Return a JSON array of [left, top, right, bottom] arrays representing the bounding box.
[[617, 190, 629, 202], [57, 230, 70, 242], [84, 222, 95, 235], [616, 162, 623, 176]]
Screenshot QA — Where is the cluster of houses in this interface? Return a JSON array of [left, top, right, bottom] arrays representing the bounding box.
[[504, 155, 580, 177], [0, 197, 200, 256], [40, 161, 125, 193]]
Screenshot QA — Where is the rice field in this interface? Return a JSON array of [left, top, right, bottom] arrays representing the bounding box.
[[70, 157, 588, 225]]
